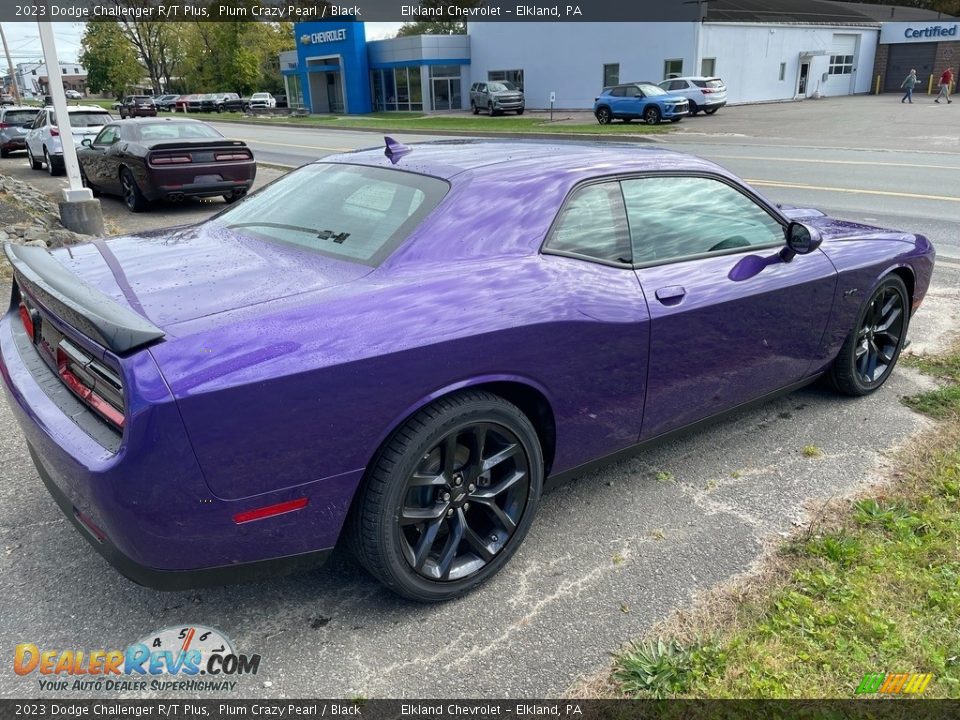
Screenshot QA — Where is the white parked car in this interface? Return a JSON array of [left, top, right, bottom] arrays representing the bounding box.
[[24, 104, 114, 176], [64, 89, 83, 100], [248, 92, 276, 109], [658, 76, 728, 115]]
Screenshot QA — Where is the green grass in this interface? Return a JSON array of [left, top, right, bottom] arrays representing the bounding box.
[[181, 110, 671, 136], [902, 351, 960, 418], [606, 343, 960, 699]]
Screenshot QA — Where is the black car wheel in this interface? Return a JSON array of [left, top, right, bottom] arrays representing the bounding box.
[[644, 106, 662, 124], [488, 101, 496, 116], [0, 147, 9, 158], [27, 146, 41, 170], [471, 101, 479, 115], [689, 101, 700, 116], [704, 107, 719, 115], [830, 275, 909, 396], [516, 108, 524, 115], [349, 390, 543, 602], [596, 107, 612, 125], [44, 148, 62, 176], [120, 167, 149, 213], [79, 167, 99, 196]]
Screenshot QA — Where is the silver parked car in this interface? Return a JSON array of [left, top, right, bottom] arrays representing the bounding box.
[[24, 104, 114, 175], [658, 76, 728, 115], [0, 106, 41, 158], [470, 81, 525, 116]]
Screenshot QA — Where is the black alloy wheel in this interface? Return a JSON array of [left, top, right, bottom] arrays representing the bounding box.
[[596, 107, 612, 125], [44, 148, 62, 176], [349, 391, 543, 602], [644, 106, 661, 124], [830, 275, 909, 396]]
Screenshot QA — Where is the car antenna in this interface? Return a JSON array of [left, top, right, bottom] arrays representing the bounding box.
[[384, 136, 411, 164]]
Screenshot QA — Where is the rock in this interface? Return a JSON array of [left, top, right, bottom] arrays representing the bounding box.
[[24, 239, 48, 248]]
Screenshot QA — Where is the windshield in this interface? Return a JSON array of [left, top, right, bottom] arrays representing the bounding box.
[[487, 83, 511, 93], [637, 84, 667, 96], [3, 110, 39, 124], [252, 93, 269, 99], [135, 122, 224, 140], [214, 163, 449, 266], [502, 81, 520, 90], [63, 111, 113, 127]]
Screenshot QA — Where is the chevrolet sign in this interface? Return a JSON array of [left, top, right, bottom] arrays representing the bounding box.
[[301, 29, 348, 45]]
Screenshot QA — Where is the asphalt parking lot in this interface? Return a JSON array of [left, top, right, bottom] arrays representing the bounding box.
[[1, 96, 959, 698]]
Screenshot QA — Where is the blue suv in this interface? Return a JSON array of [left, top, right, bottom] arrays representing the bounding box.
[[593, 83, 690, 125]]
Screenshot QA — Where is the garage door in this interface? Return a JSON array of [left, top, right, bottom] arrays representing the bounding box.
[[885, 42, 937, 92]]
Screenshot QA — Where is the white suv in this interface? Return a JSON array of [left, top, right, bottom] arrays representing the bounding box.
[[249, 92, 276, 109], [658, 77, 727, 116], [25, 104, 114, 175]]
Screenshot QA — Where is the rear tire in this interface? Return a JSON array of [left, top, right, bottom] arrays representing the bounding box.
[[829, 275, 909, 396], [471, 102, 479, 115], [595, 106, 612, 125], [120, 167, 149, 213], [704, 107, 719, 115], [27, 146, 41, 170], [348, 390, 543, 602], [44, 148, 62, 176]]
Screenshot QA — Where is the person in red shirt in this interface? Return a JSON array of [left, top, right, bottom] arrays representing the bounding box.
[[935, 68, 953, 104]]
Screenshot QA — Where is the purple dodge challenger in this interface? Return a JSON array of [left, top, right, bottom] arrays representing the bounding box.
[[0, 140, 935, 601]]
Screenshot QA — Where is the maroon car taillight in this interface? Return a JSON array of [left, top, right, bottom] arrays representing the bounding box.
[[215, 151, 251, 161], [55, 339, 125, 430], [151, 154, 192, 165]]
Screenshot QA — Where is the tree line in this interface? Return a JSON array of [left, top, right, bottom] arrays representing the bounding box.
[[80, 20, 294, 98]]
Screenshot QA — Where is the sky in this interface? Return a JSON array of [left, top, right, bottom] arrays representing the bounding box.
[[1, 21, 404, 66]]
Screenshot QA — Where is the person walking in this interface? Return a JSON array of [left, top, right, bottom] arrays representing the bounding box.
[[935, 67, 953, 103], [901, 69, 919, 103]]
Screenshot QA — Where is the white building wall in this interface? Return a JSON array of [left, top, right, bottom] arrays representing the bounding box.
[[701, 24, 877, 103], [467, 22, 698, 109]]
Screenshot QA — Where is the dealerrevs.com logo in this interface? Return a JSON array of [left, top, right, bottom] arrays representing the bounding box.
[[14, 625, 261, 693]]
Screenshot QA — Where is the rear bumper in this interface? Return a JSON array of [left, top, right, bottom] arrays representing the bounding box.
[[0, 300, 343, 589], [147, 163, 256, 201], [1, 137, 26, 150]]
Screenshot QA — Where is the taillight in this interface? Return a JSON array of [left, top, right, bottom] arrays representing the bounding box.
[[233, 497, 309, 524], [0, 122, 8, 129], [50, 126, 59, 136], [215, 151, 251, 161], [18, 302, 36, 341], [151, 154, 192, 165], [55, 339, 125, 430]]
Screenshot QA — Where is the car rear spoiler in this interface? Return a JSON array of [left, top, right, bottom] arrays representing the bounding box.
[[4, 241, 164, 354]]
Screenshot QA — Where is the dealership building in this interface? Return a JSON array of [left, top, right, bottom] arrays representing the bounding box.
[[279, 1, 958, 113]]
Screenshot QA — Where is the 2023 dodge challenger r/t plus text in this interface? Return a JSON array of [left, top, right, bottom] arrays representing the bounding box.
[[0, 140, 935, 601]]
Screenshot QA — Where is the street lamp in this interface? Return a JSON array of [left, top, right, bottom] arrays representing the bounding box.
[[37, 18, 104, 235]]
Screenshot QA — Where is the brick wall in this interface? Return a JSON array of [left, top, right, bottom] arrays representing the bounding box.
[[934, 42, 958, 89], [872, 43, 889, 93]]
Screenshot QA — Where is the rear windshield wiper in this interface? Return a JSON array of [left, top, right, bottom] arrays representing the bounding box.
[[226, 223, 351, 244]]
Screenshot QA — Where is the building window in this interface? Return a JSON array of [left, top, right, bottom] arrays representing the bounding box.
[[700, 58, 716, 77], [779, 62, 786, 81], [603, 63, 619, 87], [663, 59, 683, 80], [828, 55, 854, 75], [488, 69, 524, 90]]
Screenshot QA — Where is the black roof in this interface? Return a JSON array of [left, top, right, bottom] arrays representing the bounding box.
[[825, 1, 957, 21], [706, 0, 956, 23]]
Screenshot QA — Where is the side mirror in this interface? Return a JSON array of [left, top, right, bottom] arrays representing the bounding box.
[[781, 221, 822, 262], [81, 138, 92, 147]]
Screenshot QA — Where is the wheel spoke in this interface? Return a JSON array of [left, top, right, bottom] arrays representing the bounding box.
[[400, 502, 449, 526], [481, 443, 520, 472], [877, 345, 895, 364], [865, 345, 879, 381], [472, 496, 517, 533], [408, 471, 446, 487], [880, 293, 899, 320], [412, 517, 445, 570], [436, 510, 465, 579], [442, 434, 459, 476], [472, 469, 525, 500], [463, 522, 496, 562], [876, 307, 902, 334]]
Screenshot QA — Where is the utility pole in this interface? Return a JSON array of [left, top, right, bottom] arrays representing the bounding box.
[[37, 19, 104, 235], [0, 23, 21, 103]]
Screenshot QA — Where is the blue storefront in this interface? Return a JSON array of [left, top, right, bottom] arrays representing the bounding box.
[[281, 21, 471, 114]]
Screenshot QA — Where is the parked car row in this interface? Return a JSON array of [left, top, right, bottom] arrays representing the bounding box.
[[593, 76, 728, 124], [2, 104, 256, 213]]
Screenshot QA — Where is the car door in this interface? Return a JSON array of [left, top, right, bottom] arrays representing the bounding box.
[[541, 180, 651, 464], [86, 124, 121, 191], [25, 109, 47, 155], [624, 174, 837, 440]]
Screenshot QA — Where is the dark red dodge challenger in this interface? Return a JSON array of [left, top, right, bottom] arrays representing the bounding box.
[[77, 118, 256, 212]]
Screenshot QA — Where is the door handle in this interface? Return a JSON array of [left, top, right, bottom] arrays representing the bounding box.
[[655, 286, 687, 305]]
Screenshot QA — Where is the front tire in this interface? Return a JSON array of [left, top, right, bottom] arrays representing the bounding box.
[[471, 101, 479, 115], [689, 101, 700, 116], [349, 390, 543, 602], [644, 106, 662, 125], [830, 275, 909, 396]]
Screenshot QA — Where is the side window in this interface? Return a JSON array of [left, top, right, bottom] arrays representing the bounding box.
[[621, 176, 785, 264], [94, 126, 118, 145], [545, 182, 631, 264], [610, 87, 625, 97], [670, 80, 687, 91]]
